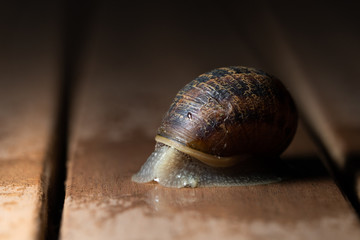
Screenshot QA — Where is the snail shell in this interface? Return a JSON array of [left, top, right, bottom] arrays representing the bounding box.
[[132, 66, 298, 188]]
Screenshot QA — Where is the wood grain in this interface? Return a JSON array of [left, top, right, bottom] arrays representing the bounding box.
[[0, 2, 60, 240], [60, 2, 360, 239]]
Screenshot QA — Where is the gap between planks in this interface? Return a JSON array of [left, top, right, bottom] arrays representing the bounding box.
[[41, 0, 96, 239]]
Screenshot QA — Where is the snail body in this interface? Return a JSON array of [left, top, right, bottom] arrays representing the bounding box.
[[132, 66, 298, 188]]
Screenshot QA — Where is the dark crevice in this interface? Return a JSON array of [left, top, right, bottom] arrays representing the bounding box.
[[39, 1, 96, 239], [39, 70, 70, 240]]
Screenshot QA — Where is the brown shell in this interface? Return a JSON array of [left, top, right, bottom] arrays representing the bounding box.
[[157, 66, 298, 160]]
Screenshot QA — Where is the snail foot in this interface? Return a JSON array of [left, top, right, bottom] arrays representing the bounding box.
[[132, 143, 282, 188]]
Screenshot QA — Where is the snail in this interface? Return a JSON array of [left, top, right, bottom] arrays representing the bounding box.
[[132, 66, 298, 188]]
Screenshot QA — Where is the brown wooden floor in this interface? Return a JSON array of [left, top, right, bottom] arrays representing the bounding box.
[[1, 1, 360, 239]]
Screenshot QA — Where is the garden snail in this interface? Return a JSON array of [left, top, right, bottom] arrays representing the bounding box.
[[132, 66, 298, 188]]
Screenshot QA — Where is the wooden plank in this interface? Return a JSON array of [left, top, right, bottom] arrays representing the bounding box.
[[60, 2, 360, 239], [0, 2, 60, 240], [224, 1, 360, 210]]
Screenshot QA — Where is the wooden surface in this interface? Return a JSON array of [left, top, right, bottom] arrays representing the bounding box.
[[0, 1, 359, 239], [0, 2, 60, 240], [61, 122, 360, 239], [59, 2, 360, 239]]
